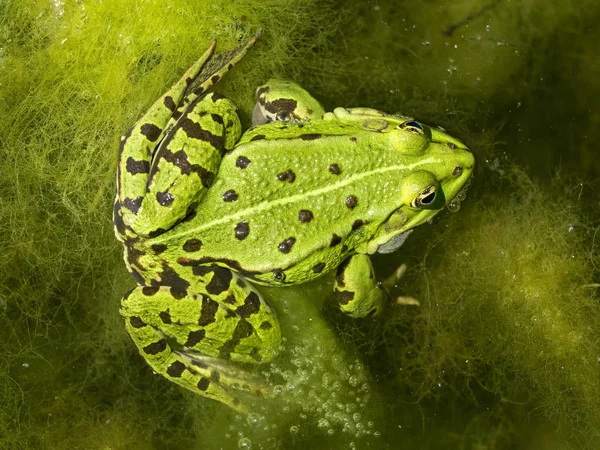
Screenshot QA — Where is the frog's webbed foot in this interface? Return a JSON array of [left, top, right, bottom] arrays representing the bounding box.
[[120, 280, 281, 412], [333, 256, 420, 318], [381, 264, 420, 306]]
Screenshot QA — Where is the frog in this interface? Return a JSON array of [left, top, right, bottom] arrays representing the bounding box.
[[114, 30, 475, 413]]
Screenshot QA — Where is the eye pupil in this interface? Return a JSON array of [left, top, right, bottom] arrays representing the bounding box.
[[399, 121, 425, 135], [404, 121, 423, 130], [421, 192, 436, 205]]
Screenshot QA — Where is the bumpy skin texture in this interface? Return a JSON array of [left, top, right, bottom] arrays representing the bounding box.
[[114, 31, 475, 412]]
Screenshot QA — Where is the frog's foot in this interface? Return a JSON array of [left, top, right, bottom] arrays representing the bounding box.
[[381, 264, 420, 306], [333, 254, 385, 318], [120, 283, 281, 412], [334, 257, 421, 317], [252, 79, 325, 125]]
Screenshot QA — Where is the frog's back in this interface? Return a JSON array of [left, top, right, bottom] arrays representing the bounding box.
[[157, 121, 408, 285]]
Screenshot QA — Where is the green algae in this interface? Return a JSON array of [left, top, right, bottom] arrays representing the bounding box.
[[1, 0, 600, 448]]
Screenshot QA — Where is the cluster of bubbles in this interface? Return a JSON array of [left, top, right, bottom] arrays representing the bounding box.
[[220, 335, 381, 448], [447, 182, 470, 213]]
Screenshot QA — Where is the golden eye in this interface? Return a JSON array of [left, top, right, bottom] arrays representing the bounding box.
[[411, 185, 437, 208], [398, 121, 425, 135]]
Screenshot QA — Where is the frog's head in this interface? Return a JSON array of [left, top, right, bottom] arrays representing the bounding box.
[[341, 108, 474, 254], [253, 79, 326, 125]]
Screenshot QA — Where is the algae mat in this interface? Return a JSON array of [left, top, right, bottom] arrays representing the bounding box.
[[1, 0, 600, 449]]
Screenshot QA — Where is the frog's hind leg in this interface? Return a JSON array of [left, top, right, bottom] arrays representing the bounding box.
[[116, 31, 261, 238], [333, 254, 385, 318], [120, 278, 281, 412]]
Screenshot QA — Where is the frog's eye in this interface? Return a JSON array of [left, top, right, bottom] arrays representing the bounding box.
[[398, 121, 425, 135], [411, 185, 437, 208]]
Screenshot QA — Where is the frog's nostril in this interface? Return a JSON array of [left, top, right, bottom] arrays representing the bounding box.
[[452, 166, 463, 177], [447, 142, 457, 149]]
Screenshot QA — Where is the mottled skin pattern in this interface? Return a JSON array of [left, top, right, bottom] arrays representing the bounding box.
[[114, 31, 475, 412]]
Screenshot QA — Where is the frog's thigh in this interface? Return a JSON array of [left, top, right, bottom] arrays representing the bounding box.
[[120, 283, 280, 411], [334, 254, 384, 318], [127, 94, 242, 236]]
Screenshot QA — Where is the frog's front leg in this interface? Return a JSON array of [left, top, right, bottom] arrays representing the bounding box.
[[334, 254, 385, 318], [120, 268, 281, 412]]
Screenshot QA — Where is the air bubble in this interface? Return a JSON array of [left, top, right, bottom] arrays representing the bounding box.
[[317, 418, 330, 428], [447, 199, 461, 212], [238, 437, 252, 449], [246, 413, 260, 427], [290, 425, 299, 434]]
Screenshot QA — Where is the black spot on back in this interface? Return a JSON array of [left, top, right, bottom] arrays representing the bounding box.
[[178, 115, 223, 150], [166, 360, 185, 377], [159, 310, 172, 324], [156, 191, 174, 206], [236, 156, 251, 168], [185, 329, 206, 347], [198, 295, 219, 326], [126, 157, 150, 175], [277, 170, 296, 182], [219, 320, 254, 359], [129, 316, 146, 328], [142, 286, 160, 296], [170, 287, 187, 300], [298, 210, 314, 223], [330, 234, 342, 247], [206, 268, 233, 295], [300, 133, 321, 141], [123, 196, 143, 214], [143, 339, 167, 355], [151, 244, 168, 254], [197, 377, 210, 391], [345, 195, 358, 209], [183, 239, 202, 252], [352, 219, 364, 230], [140, 123, 162, 142], [259, 321, 273, 330], [278, 237, 296, 254], [236, 291, 260, 318], [313, 262, 326, 273], [264, 98, 297, 115], [235, 221, 250, 240], [222, 190, 238, 202], [162, 149, 214, 187], [159, 264, 190, 291], [164, 96, 177, 111], [211, 113, 224, 125], [329, 163, 341, 175]]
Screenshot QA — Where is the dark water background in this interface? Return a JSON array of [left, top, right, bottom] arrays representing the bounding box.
[[1, 0, 599, 449]]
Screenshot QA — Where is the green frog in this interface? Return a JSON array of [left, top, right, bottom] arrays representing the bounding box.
[[114, 31, 474, 412]]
